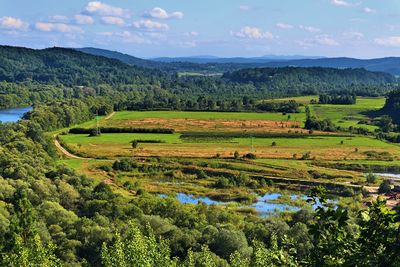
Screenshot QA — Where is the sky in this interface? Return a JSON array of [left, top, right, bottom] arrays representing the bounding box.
[[1, 0, 400, 58]]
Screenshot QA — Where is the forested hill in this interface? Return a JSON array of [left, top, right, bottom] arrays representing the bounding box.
[[75, 47, 255, 74], [75, 47, 169, 70], [0, 45, 164, 86], [153, 55, 400, 75], [223, 67, 396, 85]]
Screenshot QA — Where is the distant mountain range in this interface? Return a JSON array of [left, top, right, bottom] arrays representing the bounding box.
[[75, 47, 400, 75], [152, 55, 325, 63]]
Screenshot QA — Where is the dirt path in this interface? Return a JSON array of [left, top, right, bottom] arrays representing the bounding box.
[[104, 111, 115, 120], [53, 135, 90, 160], [52, 112, 115, 160]]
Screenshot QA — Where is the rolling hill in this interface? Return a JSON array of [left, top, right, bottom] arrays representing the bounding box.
[[76, 47, 400, 75]]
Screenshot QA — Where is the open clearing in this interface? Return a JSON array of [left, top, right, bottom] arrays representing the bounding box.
[[56, 96, 398, 205]]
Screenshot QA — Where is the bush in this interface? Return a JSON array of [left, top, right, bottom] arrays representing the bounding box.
[[378, 180, 392, 194], [89, 128, 101, 137], [301, 152, 311, 160], [365, 173, 378, 184], [243, 153, 257, 159], [112, 158, 138, 171], [234, 172, 249, 186], [214, 177, 232, 188], [234, 151, 240, 159], [131, 140, 138, 149]]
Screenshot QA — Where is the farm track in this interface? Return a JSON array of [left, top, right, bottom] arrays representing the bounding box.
[[104, 112, 115, 120], [54, 134, 90, 160], [53, 112, 115, 160]]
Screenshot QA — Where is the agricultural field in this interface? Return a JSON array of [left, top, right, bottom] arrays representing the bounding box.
[[100, 110, 305, 132], [56, 96, 400, 209], [59, 133, 399, 160], [59, 96, 397, 161], [271, 95, 385, 130]]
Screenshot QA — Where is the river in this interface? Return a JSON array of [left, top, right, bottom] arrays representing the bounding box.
[[0, 106, 32, 123]]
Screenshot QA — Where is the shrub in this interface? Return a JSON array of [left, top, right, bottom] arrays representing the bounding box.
[[89, 128, 101, 137], [131, 140, 139, 149], [378, 180, 392, 194], [243, 153, 257, 159], [214, 177, 232, 188], [112, 158, 138, 171], [365, 173, 378, 184], [301, 152, 311, 160]]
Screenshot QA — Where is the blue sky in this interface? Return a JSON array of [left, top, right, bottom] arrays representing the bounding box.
[[0, 0, 400, 58]]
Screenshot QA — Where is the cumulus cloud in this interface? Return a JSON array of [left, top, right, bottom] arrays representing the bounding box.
[[299, 25, 321, 33], [75, 15, 94, 25], [0, 16, 28, 30], [343, 31, 364, 40], [185, 31, 199, 37], [315, 34, 339, 46], [363, 7, 376, 13], [35, 22, 83, 33], [101, 16, 124, 26], [239, 5, 250, 11], [144, 7, 183, 19], [231, 26, 274, 39], [276, 23, 293, 29], [331, 0, 350, 7], [133, 19, 169, 31], [50, 15, 69, 22], [375, 36, 400, 47], [85, 1, 127, 17], [97, 30, 162, 44]]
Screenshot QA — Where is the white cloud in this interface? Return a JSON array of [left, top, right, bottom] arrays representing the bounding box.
[[0, 16, 28, 30], [178, 41, 197, 48], [239, 5, 250, 11], [50, 15, 69, 22], [299, 25, 321, 33], [185, 31, 199, 37], [97, 30, 158, 44], [375, 36, 400, 47], [276, 23, 293, 29], [144, 7, 183, 19], [35, 22, 83, 33], [85, 1, 127, 17], [231, 26, 274, 39], [363, 7, 376, 13], [75, 15, 94, 25], [331, 0, 350, 7], [315, 34, 339, 46], [343, 31, 364, 40], [133, 19, 169, 31], [101, 16, 124, 26]]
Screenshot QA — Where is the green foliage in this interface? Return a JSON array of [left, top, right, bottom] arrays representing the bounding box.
[[378, 180, 392, 194], [112, 158, 138, 171], [243, 153, 257, 160], [382, 89, 400, 124], [365, 173, 378, 184], [101, 222, 175, 267]]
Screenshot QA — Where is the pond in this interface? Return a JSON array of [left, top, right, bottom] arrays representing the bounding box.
[[160, 192, 313, 216], [0, 106, 32, 123]]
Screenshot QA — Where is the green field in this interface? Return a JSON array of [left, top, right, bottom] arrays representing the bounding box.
[[57, 96, 397, 203], [311, 97, 385, 130], [59, 130, 399, 160]]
